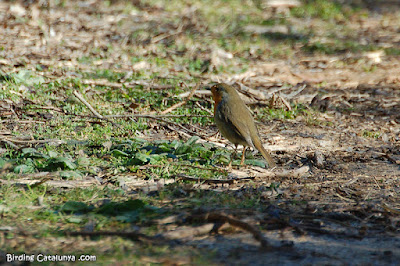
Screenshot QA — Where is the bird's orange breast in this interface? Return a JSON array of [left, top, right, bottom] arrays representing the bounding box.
[[211, 87, 223, 114]]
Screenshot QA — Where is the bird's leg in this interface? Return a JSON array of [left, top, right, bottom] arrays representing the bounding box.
[[240, 146, 247, 165], [233, 144, 239, 159], [228, 144, 238, 168]]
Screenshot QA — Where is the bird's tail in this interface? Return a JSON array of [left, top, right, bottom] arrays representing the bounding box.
[[252, 137, 276, 168]]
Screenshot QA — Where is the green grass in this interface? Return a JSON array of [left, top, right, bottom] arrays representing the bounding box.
[[303, 40, 379, 55], [362, 130, 381, 139], [257, 104, 307, 120], [291, 0, 356, 21]]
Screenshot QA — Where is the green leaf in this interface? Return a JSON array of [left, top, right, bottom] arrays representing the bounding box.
[[96, 199, 146, 216], [175, 142, 189, 155], [186, 136, 200, 146], [245, 159, 266, 168], [67, 217, 83, 224], [171, 140, 180, 149], [111, 149, 130, 157], [59, 171, 83, 179], [22, 148, 47, 159], [22, 148, 38, 154], [0, 158, 8, 169], [47, 151, 58, 158], [60, 201, 92, 213], [13, 70, 45, 85], [47, 157, 76, 170], [134, 152, 151, 163], [173, 137, 201, 155], [76, 157, 90, 167], [96, 199, 156, 223], [14, 164, 35, 174], [149, 154, 165, 164], [219, 156, 230, 164], [158, 142, 172, 152]]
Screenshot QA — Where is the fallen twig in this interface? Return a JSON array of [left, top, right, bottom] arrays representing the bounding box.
[[30, 176, 54, 188], [276, 166, 310, 178], [81, 79, 178, 90], [153, 215, 181, 225], [0, 120, 45, 124], [27, 105, 64, 113], [0, 137, 65, 145], [195, 101, 214, 115], [281, 84, 306, 100], [73, 90, 118, 126], [189, 212, 270, 248], [381, 203, 400, 215], [278, 94, 292, 111], [236, 82, 272, 101], [231, 165, 309, 179], [0, 178, 97, 188], [67, 231, 161, 244], [176, 89, 210, 98], [0, 139, 19, 149], [162, 224, 215, 239], [384, 154, 400, 165], [175, 164, 226, 173], [176, 174, 254, 184], [105, 114, 212, 119], [73, 90, 103, 119], [160, 83, 200, 115], [115, 114, 208, 139], [151, 28, 183, 44]]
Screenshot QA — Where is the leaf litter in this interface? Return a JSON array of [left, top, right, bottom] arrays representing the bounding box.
[[0, 0, 400, 264]]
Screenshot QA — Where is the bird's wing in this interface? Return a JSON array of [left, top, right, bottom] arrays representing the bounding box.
[[219, 99, 254, 146]]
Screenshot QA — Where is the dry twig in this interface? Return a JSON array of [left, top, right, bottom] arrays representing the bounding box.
[[73, 90, 118, 126], [67, 231, 161, 244], [160, 83, 200, 115], [162, 224, 215, 239], [0, 137, 65, 146], [176, 174, 254, 184], [113, 114, 208, 139], [151, 29, 183, 44], [73, 90, 103, 119], [106, 114, 211, 119], [384, 154, 400, 165], [189, 212, 270, 248], [231, 165, 309, 179]]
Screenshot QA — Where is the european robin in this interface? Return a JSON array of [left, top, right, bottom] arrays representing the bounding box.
[[210, 83, 276, 168]]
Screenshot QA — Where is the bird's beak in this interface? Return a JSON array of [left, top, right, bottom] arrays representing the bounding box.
[[204, 85, 212, 91]]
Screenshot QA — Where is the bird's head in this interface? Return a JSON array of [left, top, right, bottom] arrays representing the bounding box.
[[209, 83, 233, 106]]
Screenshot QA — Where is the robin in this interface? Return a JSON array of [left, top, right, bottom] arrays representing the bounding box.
[[210, 83, 276, 168]]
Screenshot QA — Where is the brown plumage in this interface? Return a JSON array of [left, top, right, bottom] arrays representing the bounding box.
[[210, 83, 275, 168]]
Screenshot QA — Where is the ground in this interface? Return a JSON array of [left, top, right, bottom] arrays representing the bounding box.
[[0, 0, 399, 265]]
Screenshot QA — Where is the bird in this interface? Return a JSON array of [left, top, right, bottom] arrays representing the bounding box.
[[209, 83, 276, 168]]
